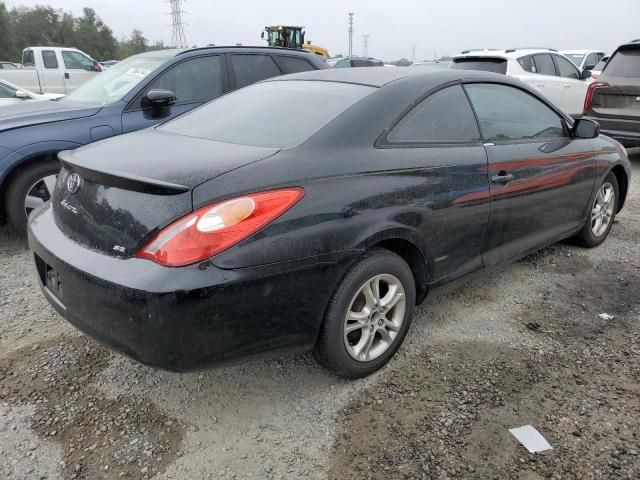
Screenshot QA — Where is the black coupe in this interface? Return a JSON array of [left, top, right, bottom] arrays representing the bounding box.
[[29, 68, 631, 378]]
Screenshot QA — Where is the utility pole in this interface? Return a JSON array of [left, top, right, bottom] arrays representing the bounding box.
[[362, 34, 370, 57], [348, 12, 354, 58], [169, 0, 188, 48], [411, 44, 417, 63]]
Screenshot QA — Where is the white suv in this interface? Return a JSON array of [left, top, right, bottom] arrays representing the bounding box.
[[449, 48, 591, 116]]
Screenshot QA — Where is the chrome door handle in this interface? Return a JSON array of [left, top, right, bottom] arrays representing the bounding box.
[[491, 173, 514, 184], [563, 84, 571, 88], [536, 83, 545, 87]]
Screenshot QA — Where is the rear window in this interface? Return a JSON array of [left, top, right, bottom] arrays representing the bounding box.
[[450, 58, 507, 74], [161, 80, 374, 148], [603, 49, 640, 77]]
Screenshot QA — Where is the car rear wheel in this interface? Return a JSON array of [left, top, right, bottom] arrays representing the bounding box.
[[313, 248, 416, 378], [574, 172, 619, 248], [5, 159, 60, 233]]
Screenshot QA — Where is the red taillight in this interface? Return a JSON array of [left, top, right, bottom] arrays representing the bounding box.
[[584, 81, 608, 113], [135, 188, 305, 267]]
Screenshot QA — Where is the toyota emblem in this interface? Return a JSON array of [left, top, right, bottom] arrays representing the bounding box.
[[67, 173, 82, 194]]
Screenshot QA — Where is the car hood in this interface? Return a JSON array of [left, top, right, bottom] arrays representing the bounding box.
[[0, 100, 102, 133], [60, 128, 281, 190]]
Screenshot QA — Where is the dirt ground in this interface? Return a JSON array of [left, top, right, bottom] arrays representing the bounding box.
[[1, 151, 639, 480]]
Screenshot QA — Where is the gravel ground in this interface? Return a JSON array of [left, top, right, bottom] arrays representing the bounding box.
[[1, 151, 638, 479]]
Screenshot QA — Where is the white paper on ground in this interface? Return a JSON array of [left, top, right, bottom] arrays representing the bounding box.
[[509, 425, 553, 453]]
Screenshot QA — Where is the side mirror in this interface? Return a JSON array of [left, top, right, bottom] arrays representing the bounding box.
[[14, 90, 29, 99], [91, 61, 102, 72], [581, 70, 592, 80], [142, 89, 177, 115], [261, 31, 265, 39], [573, 118, 600, 139], [583, 64, 596, 72]]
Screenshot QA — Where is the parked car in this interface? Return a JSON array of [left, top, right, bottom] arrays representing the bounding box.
[[450, 48, 591, 115], [560, 50, 606, 71], [587, 56, 609, 82], [0, 46, 328, 232], [0, 61, 19, 69], [28, 68, 630, 378], [99, 60, 119, 69], [334, 57, 384, 68], [410, 60, 450, 69], [0, 47, 101, 95], [583, 40, 640, 147], [0, 79, 64, 106]]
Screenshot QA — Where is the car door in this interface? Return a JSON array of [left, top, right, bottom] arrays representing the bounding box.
[[227, 53, 283, 89], [530, 54, 565, 108], [39, 50, 64, 95], [61, 50, 97, 93], [553, 54, 589, 115], [464, 82, 596, 266], [381, 84, 490, 283], [121, 55, 228, 134]]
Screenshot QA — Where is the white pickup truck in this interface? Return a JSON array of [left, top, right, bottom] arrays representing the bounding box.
[[0, 47, 102, 95]]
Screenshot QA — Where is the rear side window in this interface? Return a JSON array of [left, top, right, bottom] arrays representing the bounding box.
[[22, 50, 35, 67], [161, 80, 374, 148], [230, 54, 282, 88], [518, 55, 535, 73], [351, 59, 371, 67], [42, 50, 58, 69], [387, 85, 481, 144], [603, 49, 640, 77], [532, 55, 556, 76], [450, 58, 507, 75], [274, 56, 315, 74], [147, 55, 224, 105], [465, 83, 567, 142], [555, 55, 580, 79]]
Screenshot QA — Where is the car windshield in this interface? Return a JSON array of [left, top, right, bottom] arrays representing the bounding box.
[[450, 58, 507, 74], [64, 55, 169, 105], [161, 80, 375, 148], [603, 49, 640, 77], [565, 54, 585, 66]]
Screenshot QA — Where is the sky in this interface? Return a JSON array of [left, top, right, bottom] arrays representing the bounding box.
[[5, 0, 640, 61]]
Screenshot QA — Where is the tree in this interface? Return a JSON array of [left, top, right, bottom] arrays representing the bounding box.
[[392, 58, 412, 67], [75, 8, 117, 60], [0, 2, 14, 60]]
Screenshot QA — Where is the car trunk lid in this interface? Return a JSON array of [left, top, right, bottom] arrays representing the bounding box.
[[53, 129, 280, 257]]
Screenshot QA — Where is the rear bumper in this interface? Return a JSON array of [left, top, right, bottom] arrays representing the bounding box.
[[585, 115, 640, 147], [28, 204, 357, 371]]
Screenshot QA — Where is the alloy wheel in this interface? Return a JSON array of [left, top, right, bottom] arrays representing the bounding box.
[[591, 181, 615, 238], [24, 174, 57, 218], [343, 274, 406, 362]]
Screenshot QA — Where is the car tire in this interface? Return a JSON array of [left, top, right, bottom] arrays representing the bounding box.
[[313, 248, 416, 379], [5, 159, 60, 234], [573, 172, 619, 248]]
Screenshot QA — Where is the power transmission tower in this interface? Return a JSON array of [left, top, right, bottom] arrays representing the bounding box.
[[348, 12, 354, 58], [411, 44, 417, 63], [169, 0, 188, 48], [362, 35, 370, 57]]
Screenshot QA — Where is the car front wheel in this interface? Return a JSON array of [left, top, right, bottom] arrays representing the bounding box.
[[313, 248, 416, 378], [5, 159, 60, 233]]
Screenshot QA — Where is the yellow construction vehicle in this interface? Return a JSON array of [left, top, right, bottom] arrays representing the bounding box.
[[262, 25, 329, 59]]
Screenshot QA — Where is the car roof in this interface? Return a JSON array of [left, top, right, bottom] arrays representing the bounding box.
[[454, 48, 560, 60], [560, 49, 603, 55], [266, 67, 512, 89]]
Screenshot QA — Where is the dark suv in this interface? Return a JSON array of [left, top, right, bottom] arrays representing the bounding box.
[[583, 40, 640, 147], [0, 46, 327, 232]]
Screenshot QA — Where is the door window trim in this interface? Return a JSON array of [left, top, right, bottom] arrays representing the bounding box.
[[461, 81, 574, 145], [376, 80, 485, 149], [124, 54, 228, 113]]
